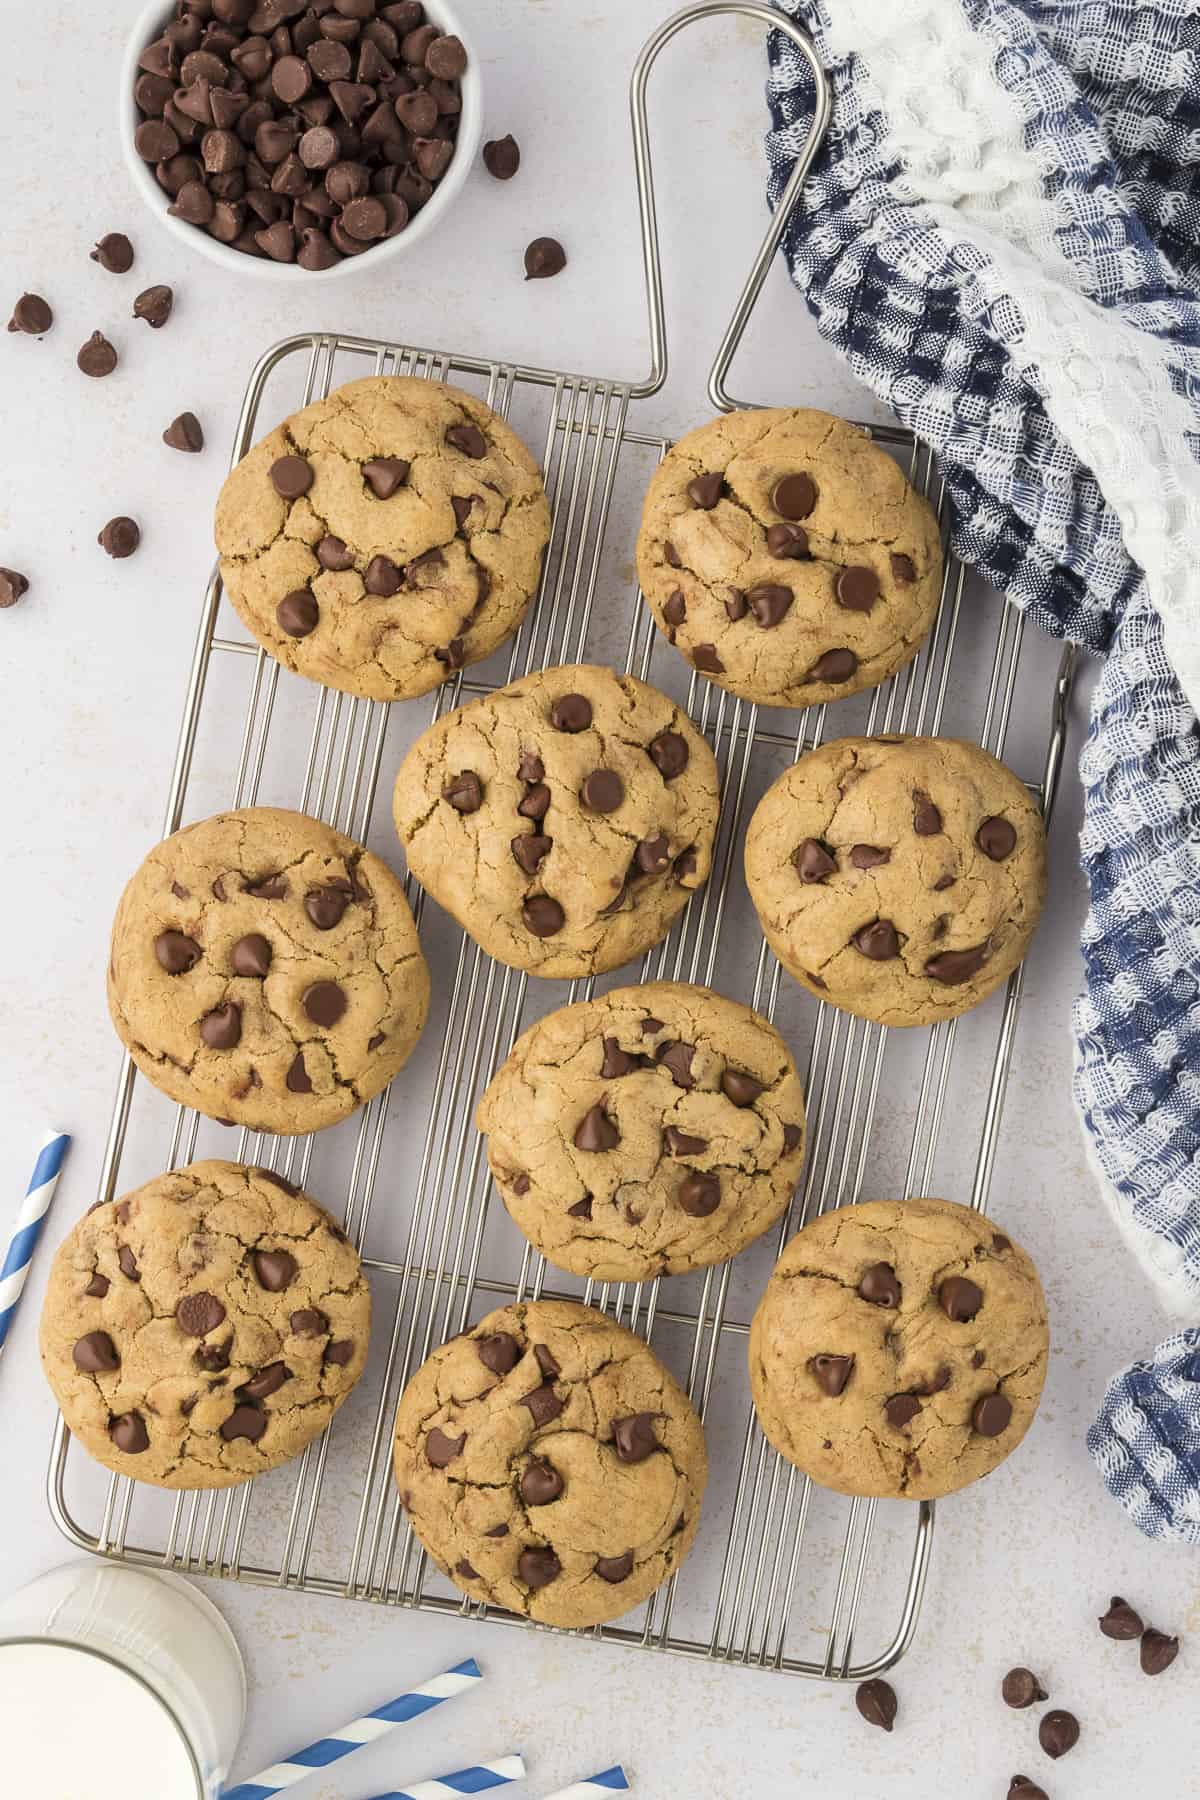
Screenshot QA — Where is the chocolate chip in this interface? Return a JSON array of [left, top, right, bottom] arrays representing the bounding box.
[[1007, 1780, 1047, 1800], [835, 566, 880, 612], [116, 1245, 139, 1284], [445, 422, 487, 459], [664, 1126, 708, 1157], [808, 647, 858, 683], [1099, 1596, 1143, 1640], [858, 1262, 901, 1306], [595, 1550, 634, 1583], [245, 872, 288, 900], [313, 535, 353, 573], [517, 783, 551, 821], [582, 769, 623, 812], [972, 1392, 1012, 1436], [926, 944, 990, 984], [483, 133, 519, 178], [523, 1381, 563, 1427], [850, 844, 890, 869], [977, 815, 1017, 860], [885, 1393, 922, 1428], [270, 454, 313, 497], [772, 472, 816, 519], [176, 1292, 227, 1336], [99, 516, 140, 558], [239, 1360, 291, 1401], [1140, 1628, 1179, 1675], [765, 521, 809, 559], [524, 236, 566, 279], [720, 1069, 763, 1107], [425, 1425, 465, 1468], [534, 1344, 560, 1378], [164, 411, 204, 452], [599, 1037, 638, 1078], [155, 929, 202, 974], [231, 932, 272, 976], [195, 1338, 231, 1373], [8, 293, 52, 335], [522, 895, 564, 938], [475, 1331, 520, 1376], [550, 692, 592, 732], [85, 1273, 110, 1299], [199, 1001, 241, 1049], [73, 1331, 120, 1373], [442, 770, 483, 813], [794, 837, 836, 883], [939, 1275, 983, 1321], [305, 885, 350, 928], [91, 232, 135, 273], [109, 1411, 149, 1454], [653, 1041, 694, 1092], [565, 1197, 592, 1222], [648, 729, 688, 779], [221, 1403, 267, 1442], [663, 541, 681, 567], [678, 1171, 720, 1216], [663, 590, 686, 627], [511, 833, 551, 875], [1038, 1710, 1079, 1758], [912, 790, 942, 835], [855, 1679, 896, 1732], [810, 1353, 854, 1396], [171, 180, 216, 225], [78, 330, 118, 377], [574, 1104, 619, 1152], [290, 1307, 328, 1336], [687, 471, 723, 509], [133, 284, 174, 328], [483, 1522, 509, 1539], [691, 643, 724, 673], [253, 1248, 298, 1291], [425, 32, 467, 77], [136, 119, 181, 160], [270, 585, 317, 636], [1002, 1667, 1047, 1708], [891, 553, 916, 584], [519, 1547, 561, 1589], [520, 1458, 563, 1505], [0, 568, 28, 607], [612, 1413, 658, 1463], [747, 584, 793, 628], [853, 919, 900, 960], [303, 980, 347, 1026]]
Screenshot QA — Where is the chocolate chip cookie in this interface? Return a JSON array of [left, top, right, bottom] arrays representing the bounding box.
[[40, 1160, 370, 1490], [749, 1197, 1049, 1499], [635, 408, 942, 707], [477, 981, 806, 1281], [108, 807, 430, 1132], [392, 664, 721, 977], [392, 1298, 707, 1626], [215, 375, 551, 701], [744, 735, 1046, 1026]]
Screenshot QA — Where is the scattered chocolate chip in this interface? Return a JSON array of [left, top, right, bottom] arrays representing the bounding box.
[[522, 895, 564, 938], [688, 471, 723, 509], [551, 692, 592, 733], [534, 1344, 560, 1378], [566, 1196, 592, 1221], [286, 1051, 313, 1092], [656, 1039, 695, 1089], [443, 770, 483, 813], [445, 422, 487, 459], [303, 980, 347, 1027], [200, 1001, 241, 1049], [1002, 1667, 1047, 1708], [648, 729, 688, 779], [133, 284, 174, 328], [164, 411, 204, 452], [850, 844, 890, 869], [1038, 1710, 1079, 1759], [678, 1172, 720, 1216], [512, 833, 551, 875], [116, 1244, 140, 1281], [885, 1393, 922, 1428], [85, 1273, 110, 1299], [581, 768, 623, 813], [483, 1521, 509, 1538], [231, 932, 272, 977], [253, 1248, 298, 1291], [0, 568, 29, 607], [1099, 1596, 1143, 1640], [518, 1547, 561, 1589], [109, 1411, 149, 1454], [290, 1307, 329, 1336], [454, 1559, 480, 1580], [476, 1332, 520, 1376], [972, 1392, 1012, 1436], [912, 790, 942, 835], [663, 541, 681, 567], [510, 1172, 530, 1195], [853, 919, 900, 960], [517, 782, 551, 821], [574, 1104, 619, 1152], [747, 583, 793, 628], [523, 1381, 563, 1427], [91, 233, 135, 273], [663, 590, 686, 628], [691, 643, 724, 674], [855, 1678, 896, 1732], [77, 330, 118, 377], [1140, 1628, 1179, 1675], [362, 553, 403, 596], [977, 816, 1017, 860], [766, 521, 809, 559], [426, 1426, 465, 1467], [277, 588, 319, 636], [520, 1458, 563, 1505], [595, 1550, 634, 1583], [73, 1331, 120, 1374], [808, 647, 858, 683], [176, 1292, 227, 1336], [612, 1413, 658, 1463], [835, 566, 880, 612], [524, 236, 566, 279], [483, 133, 520, 179], [794, 837, 837, 883], [891, 553, 916, 584], [939, 1276, 983, 1322], [926, 944, 990, 984], [600, 1037, 639, 1078], [772, 473, 816, 519], [810, 1354, 854, 1396], [239, 1360, 291, 1401], [721, 1069, 763, 1107], [8, 293, 52, 335], [1007, 1780, 1048, 1800], [221, 1403, 267, 1443], [859, 1262, 901, 1306], [98, 516, 140, 559], [664, 1125, 708, 1157], [305, 885, 351, 928], [270, 453, 313, 497], [195, 1338, 231, 1373], [155, 929, 202, 974]]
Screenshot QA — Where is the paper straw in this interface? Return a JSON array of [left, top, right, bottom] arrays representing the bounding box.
[[221, 1659, 483, 1800], [543, 1770, 630, 1799], [0, 1130, 70, 1355], [367, 1753, 526, 1799]]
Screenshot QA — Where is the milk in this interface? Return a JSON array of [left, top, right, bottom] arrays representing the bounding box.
[[0, 1563, 246, 1798]]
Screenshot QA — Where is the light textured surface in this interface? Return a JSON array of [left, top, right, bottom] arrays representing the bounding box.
[[0, 3, 1196, 1796]]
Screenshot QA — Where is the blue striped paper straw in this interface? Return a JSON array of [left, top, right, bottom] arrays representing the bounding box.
[[221, 1659, 482, 1800], [0, 1130, 70, 1355], [543, 1771, 630, 1799], [367, 1755, 525, 1799]]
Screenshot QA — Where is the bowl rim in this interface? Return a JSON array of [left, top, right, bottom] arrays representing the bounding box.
[[119, 0, 482, 284]]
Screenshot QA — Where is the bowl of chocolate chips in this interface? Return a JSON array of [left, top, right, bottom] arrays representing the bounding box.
[[121, 0, 480, 279]]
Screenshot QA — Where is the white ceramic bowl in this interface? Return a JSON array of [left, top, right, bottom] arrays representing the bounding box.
[[120, 0, 482, 284]]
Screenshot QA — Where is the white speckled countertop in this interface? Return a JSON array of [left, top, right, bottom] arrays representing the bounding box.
[[1, 3, 1195, 1795]]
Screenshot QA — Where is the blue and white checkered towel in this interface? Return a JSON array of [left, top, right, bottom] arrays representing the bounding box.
[[763, 0, 1200, 1537]]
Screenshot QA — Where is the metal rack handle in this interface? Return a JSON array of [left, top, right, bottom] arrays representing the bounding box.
[[629, 1, 831, 407]]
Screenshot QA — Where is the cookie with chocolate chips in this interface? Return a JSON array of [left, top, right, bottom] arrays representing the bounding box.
[[478, 981, 806, 1280], [392, 664, 721, 977], [392, 1298, 707, 1626], [215, 375, 551, 701], [749, 1197, 1048, 1499], [39, 1160, 370, 1489], [744, 734, 1047, 1026], [635, 408, 942, 707], [108, 807, 429, 1132]]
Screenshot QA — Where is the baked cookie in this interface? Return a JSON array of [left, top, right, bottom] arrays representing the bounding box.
[[636, 408, 942, 708], [40, 1160, 370, 1490], [477, 981, 806, 1281], [392, 1299, 707, 1627], [108, 807, 430, 1133], [744, 735, 1046, 1027], [392, 664, 720, 978], [748, 1197, 1048, 1500], [214, 375, 552, 702]]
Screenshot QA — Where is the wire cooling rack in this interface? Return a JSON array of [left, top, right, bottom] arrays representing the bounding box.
[[49, 4, 1076, 1681]]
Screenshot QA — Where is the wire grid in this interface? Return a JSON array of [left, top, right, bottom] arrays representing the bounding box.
[[48, 326, 1074, 1683]]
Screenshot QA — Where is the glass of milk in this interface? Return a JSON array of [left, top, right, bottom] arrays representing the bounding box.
[[0, 1560, 246, 1798]]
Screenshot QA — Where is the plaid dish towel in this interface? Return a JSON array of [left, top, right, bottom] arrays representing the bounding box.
[[763, 0, 1200, 1536]]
